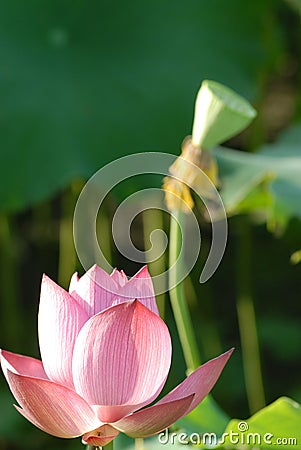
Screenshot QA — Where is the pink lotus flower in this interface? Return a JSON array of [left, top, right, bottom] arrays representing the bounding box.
[[1, 265, 232, 447]]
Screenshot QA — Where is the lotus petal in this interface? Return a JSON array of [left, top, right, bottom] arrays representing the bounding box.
[[69, 265, 119, 316], [69, 272, 79, 293], [38, 275, 88, 389], [157, 349, 233, 414], [7, 370, 100, 438], [117, 266, 159, 315], [72, 300, 171, 422], [114, 395, 194, 438], [82, 424, 120, 446], [0, 350, 48, 381], [110, 268, 128, 287]]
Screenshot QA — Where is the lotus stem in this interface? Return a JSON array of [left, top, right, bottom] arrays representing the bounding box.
[[168, 209, 230, 428], [236, 218, 265, 413], [168, 209, 201, 371], [87, 442, 114, 450], [95, 204, 112, 267], [58, 181, 86, 288], [102, 442, 114, 450], [142, 207, 166, 318], [135, 437, 144, 450], [184, 274, 223, 358], [58, 184, 78, 288]]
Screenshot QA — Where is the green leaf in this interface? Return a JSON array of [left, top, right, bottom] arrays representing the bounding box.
[[0, 0, 283, 212], [116, 398, 301, 449], [222, 397, 301, 449], [213, 124, 301, 230]]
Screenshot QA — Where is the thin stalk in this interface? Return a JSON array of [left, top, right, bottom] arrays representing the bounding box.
[[142, 208, 166, 318], [236, 219, 265, 413], [184, 275, 223, 358], [135, 438, 144, 450], [87, 441, 114, 450], [168, 210, 201, 371], [102, 442, 114, 450], [95, 203, 112, 268], [58, 181, 84, 288], [168, 209, 229, 429]]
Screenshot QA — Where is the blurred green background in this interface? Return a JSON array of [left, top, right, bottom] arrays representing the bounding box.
[[1, 0, 301, 449]]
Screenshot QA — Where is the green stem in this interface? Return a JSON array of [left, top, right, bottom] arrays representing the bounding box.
[[236, 218, 266, 413], [142, 208, 166, 318], [135, 438, 144, 450], [95, 201, 112, 268], [87, 441, 114, 450], [168, 209, 229, 432], [102, 442, 114, 450], [184, 275, 223, 359], [58, 185, 77, 288], [168, 210, 201, 371]]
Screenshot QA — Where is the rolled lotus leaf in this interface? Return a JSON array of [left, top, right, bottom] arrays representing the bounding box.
[[192, 80, 257, 149]]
